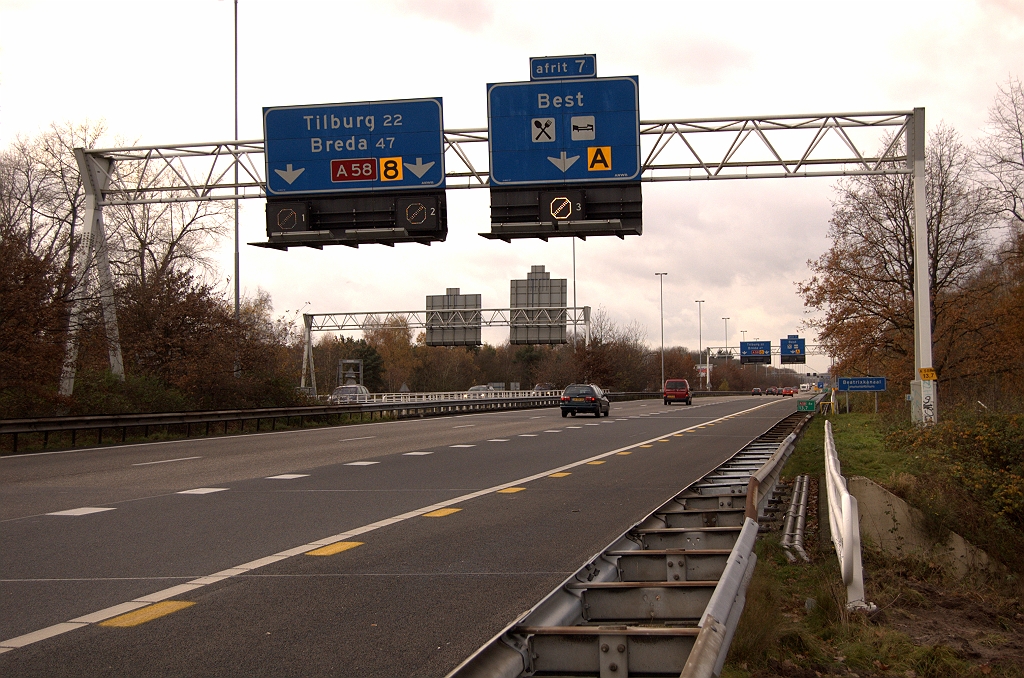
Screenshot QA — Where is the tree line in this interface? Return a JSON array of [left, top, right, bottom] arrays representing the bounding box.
[[799, 78, 1024, 410]]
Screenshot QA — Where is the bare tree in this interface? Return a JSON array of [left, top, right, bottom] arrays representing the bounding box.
[[800, 124, 998, 382], [978, 77, 1024, 226]]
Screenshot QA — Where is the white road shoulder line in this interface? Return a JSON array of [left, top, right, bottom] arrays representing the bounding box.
[[132, 456, 202, 466], [0, 400, 784, 653]]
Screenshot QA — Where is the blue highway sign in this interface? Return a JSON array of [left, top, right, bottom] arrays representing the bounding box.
[[264, 98, 445, 195], [487, 76, 640, 186], [740, 341, 771, 357], [838, 377, 887, 392], [530, 55, 597, 80], [780, 337, 805, 356]]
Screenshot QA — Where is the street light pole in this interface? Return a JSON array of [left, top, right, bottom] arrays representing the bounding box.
[[695, 300, 705, 390], [656, 273, 667, 388], [722, 317, 730, 357]]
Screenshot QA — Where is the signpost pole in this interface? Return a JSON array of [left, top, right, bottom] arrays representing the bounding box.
[[656, 273, 667, 388], [910, 108, 937, 424]]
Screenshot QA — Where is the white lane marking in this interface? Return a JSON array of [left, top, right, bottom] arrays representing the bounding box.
[[450, 444, 475, 448], [403, 452, 433, 456], [488, 439, 510, 442], [452, 424, 475, 429], [616, 419, 629, 421], [340, 436, 375, 442], [266, 474, 309, 480], [344, 461, 379, 466], [177, 488, 228, 495], [585, 423, 600, 426], [601, 421, 616, 423], [543, 430, 561, 433], [2, 399, 779, 653], [46, 507, 115, 517], [565, 426, 582, 429], [530, 416, 543, 419], [518, 434, 538, 437], [132, 456, 202, 467]]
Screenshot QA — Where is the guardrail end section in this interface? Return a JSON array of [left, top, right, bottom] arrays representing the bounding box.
[[679, 614, 727, 678]]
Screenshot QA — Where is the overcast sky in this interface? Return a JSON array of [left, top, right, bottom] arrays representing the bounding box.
[[2, 0, 1023, 375]]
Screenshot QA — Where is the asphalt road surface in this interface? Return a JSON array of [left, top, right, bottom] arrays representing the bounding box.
[[0, 395, 797, 677]]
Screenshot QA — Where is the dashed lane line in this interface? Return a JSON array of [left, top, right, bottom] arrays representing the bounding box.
[[46, 507, 115, 517], [99, 601, 195, 628], [0, 399, 785, 653], [265, 474, 309, 480], [305, 541, 363, 557], [177, 488, 228, 495]]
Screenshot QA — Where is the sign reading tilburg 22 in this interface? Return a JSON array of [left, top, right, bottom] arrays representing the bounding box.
[[487, 76, 640, 186], [263, 98, 445, 195]]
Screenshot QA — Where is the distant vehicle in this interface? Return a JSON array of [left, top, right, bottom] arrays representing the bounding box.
[[751, 387, 762, 396], [533, 383, 556, 391], [329, 384, 371, 404], [468, 385, 495, 393], [766, 387, 778, 396], [782, 387, 796, 397], [799, 383, 811, 393], [560, 384, 611, 418], [663, 379, 692, 406]]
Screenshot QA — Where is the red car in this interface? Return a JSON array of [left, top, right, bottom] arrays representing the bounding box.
[[663, 379, 692, 405], [782, 387, 795, 397]]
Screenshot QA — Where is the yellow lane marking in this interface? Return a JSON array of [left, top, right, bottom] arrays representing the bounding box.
[[423, 508, 461, 517], [100, 601, 194, 627], [497, 487, 525, 493], [697, 426, 707, 429], [306, 541, 363, 556], [639, 444, 653, 448], [549, 472, 572, 477], [587, 461, 606, 465], [658, 439, 670, 443], [673, 434, 684, 437], [617, 451, 632, 455]]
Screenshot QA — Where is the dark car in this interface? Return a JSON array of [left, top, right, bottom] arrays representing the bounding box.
[[766, 387, 777, 396], [751, 387, 762, 396], [560, 384, 610, 418], [663, 379, 692, 405]]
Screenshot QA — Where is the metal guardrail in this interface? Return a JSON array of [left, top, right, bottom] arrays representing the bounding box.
[[449, 409, 815, 678], [0, 393, 563, 454], [824, 420, 876, 611]]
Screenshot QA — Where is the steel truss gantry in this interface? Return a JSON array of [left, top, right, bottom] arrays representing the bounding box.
[[64, 108, 936, 422], [300, 307, 591, 394]]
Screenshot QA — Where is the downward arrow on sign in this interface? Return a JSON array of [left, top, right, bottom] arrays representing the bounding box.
[[547, 152, 579, 172], [404, 157, 435, 178], [274, 164, 305, 184]]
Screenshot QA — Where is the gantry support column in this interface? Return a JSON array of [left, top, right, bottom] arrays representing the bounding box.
[[909, 108, 937, 424], [58, 151, 124, 400]]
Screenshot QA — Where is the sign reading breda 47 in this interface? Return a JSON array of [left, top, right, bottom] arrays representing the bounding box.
[[259, 98, 447, 249]]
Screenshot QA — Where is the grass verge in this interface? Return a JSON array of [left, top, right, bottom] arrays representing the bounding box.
[[723, 412, 1024, 678]]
